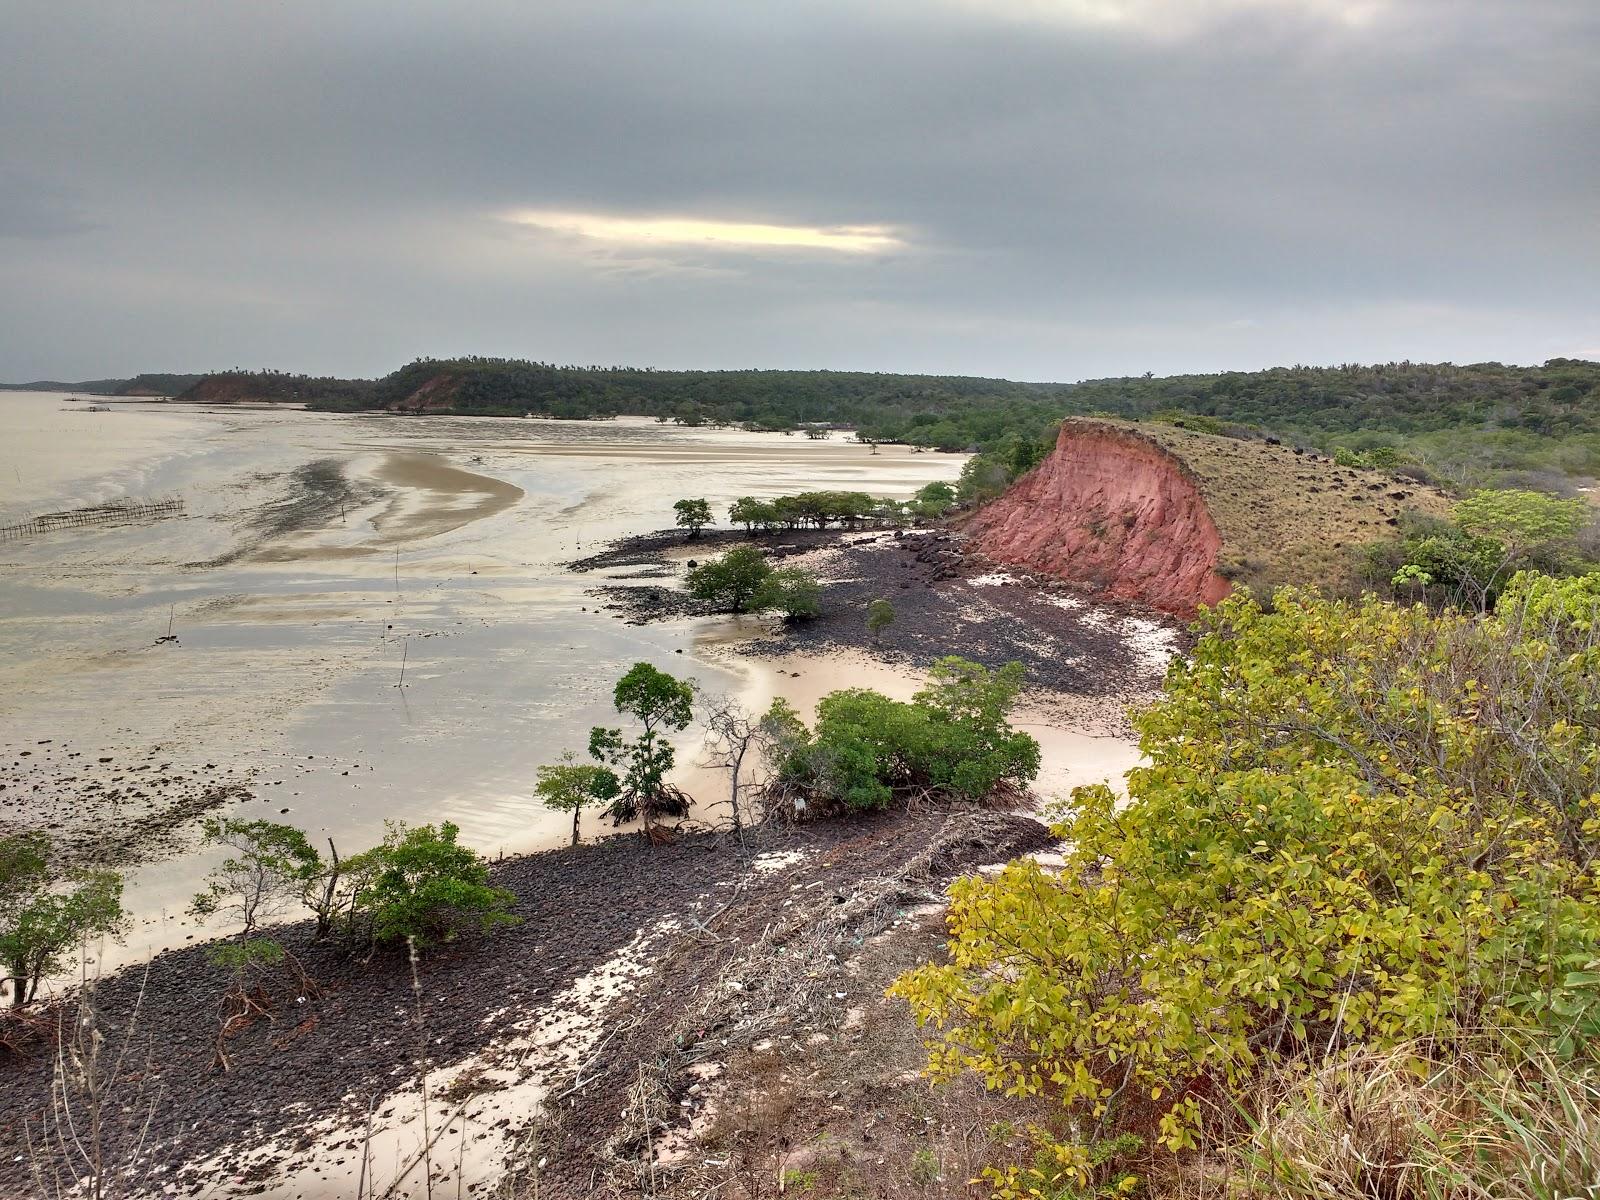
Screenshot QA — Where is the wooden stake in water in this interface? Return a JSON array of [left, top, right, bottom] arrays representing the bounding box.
[[397, 638, 409, 689]]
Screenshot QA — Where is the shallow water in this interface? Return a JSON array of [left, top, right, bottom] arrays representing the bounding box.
[[0, 393, 1140, 973]]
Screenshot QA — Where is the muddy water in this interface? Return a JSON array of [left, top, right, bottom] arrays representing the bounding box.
[[0, 393, 1136, 973]]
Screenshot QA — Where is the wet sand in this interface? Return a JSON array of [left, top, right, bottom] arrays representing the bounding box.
[[370, 450, 525, 540], [1, 394, 211, 524], [0, 395, 974, 971]]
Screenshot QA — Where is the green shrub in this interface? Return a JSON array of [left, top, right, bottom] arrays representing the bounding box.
[[1453, 487, 1588, 554], [866, 598, 895, 642], [981, 1131, 1142, 1200], [912, 480, 958, 517], [1381, 490, 1591, 609], [772, 657, 1040, 811], [728, 496, 780, 533], [587, 661, 696, 830], [1392, 520, 1509, 606], [207, 936, 286, 973], [0, 834, 124, 1007], [348, 821, 517, 946], [686, 545, 772, 613], [753, 565, 822, 619], [535, 755, 621, 845], [893, 574, 1600, 1166], [189, 817, 322, 937], [908, 1146, 940, 1186], [956, 454, 1012, 504], [726, 489, 944, 531], [672, 497, 713, 537]]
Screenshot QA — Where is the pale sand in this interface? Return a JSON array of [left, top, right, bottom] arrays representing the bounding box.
[[690, 631, 1141, 802], [249, 450, 526, 561], [369, 450, 525, 540]]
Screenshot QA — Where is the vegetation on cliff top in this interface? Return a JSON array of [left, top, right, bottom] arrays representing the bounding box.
[[1046, 417, 1458, 603], [976, 418, 1596, 610]]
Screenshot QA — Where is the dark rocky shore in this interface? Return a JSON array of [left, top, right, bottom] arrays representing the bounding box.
[[0, 807, 1049, 1198], [0, 738, 257, 870], [573, 523, 1187, 727]]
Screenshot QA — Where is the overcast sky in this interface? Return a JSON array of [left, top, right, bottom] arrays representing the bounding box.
[[2, 0, 1596, 383]]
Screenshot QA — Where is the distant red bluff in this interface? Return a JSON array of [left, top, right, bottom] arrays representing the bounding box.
[[967, 420, 1232, 616]]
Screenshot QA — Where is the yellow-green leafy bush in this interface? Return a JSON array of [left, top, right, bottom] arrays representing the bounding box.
[[892, 572, 1600, 1186]]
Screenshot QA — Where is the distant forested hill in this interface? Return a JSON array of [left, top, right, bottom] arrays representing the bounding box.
[[168, 356, 1600, 482], [0, 373, 203, 396], [176, 369, 373, 407], [114, 373, 205, 396], [1, 378, 127, 394], [1070, 360, 1600, 485], [1073, 360, 1600, 437]]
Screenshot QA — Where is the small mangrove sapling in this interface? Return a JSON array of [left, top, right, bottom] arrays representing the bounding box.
[[535, 755, 621, 846]]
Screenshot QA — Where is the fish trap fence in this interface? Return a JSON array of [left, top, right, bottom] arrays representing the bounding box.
[[0, 497, 186, 543]]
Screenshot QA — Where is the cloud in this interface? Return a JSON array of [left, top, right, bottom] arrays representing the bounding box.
[[0, 170, 96, 239], [0, 0, 1595, 379], [502, 210, 905, 255], [937, 0, 1391, 35]]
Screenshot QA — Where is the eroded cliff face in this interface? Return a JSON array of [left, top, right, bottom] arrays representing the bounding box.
[[179, 375, 266, 404], [968, 422, 1231, 615], [388, 372, 463, 412]]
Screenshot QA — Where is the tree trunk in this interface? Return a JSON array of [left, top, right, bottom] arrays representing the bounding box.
[[729, 745, 746, 834], [572, 809, 581, 847]]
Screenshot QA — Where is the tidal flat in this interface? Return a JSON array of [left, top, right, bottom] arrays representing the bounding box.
[[3, 396, 986, 948], [0, 392, 1161, 1197]]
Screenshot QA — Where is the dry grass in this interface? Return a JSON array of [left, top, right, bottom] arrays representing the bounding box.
[[1164, 1041, 1600, 1200], [1072, 418, 1454, 596]]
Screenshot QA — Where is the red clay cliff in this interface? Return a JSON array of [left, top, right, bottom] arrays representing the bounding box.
[[967, 420, 1231, 616]]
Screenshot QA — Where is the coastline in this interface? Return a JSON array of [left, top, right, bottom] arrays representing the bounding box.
[[2, 417, 1168, 1197], [0, 807, 1053, 1199], [576, 522, 1184, 740]]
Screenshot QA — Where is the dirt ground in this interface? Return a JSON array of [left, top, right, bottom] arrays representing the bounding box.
[[0, 805, 1052, 1199], [534, 807, 1057, 1199]]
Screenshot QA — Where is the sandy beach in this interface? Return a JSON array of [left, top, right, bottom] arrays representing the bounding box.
[[1, 394, 1153, 1199]]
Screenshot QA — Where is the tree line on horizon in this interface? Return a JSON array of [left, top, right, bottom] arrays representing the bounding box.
[[156, 355, 1600, 480]]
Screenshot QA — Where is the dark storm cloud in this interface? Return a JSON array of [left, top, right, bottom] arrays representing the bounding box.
[[2, 0, 1597, 380]]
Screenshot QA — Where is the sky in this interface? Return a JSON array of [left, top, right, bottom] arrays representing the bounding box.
[[2, 0, 1597, 383]]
